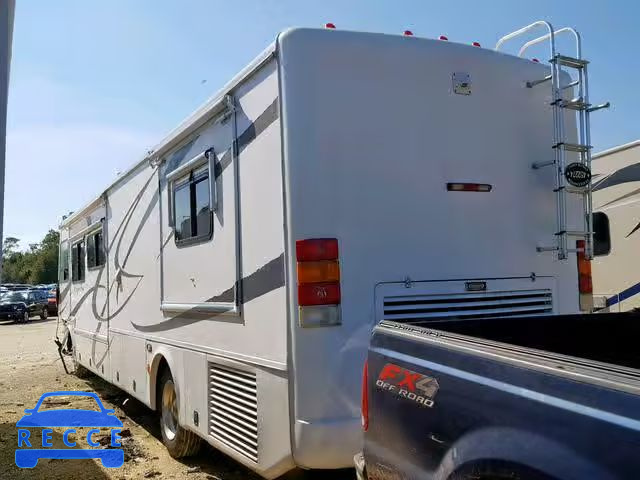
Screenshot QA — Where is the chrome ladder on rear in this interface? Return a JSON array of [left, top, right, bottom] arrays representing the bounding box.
[[496, 21, 609, 260]]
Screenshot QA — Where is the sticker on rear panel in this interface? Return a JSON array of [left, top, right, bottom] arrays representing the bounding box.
[[376, 363, 439, 408]]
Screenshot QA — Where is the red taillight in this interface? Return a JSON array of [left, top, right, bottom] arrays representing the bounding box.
[[439, 35, 448, 41], [532, 58, 540, 63], [447, 183, 492, 192], [298, 283, 341, 306], [324, 23, 336, 29], [296, 238, 339, 262], [577, 240, 593, 294], [296, 238, 340, 306], [361, 360, 369, 431], [403, 30, 413, 36]]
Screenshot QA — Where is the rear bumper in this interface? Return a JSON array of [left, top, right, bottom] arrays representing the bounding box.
[[293, 417, 362, 469]]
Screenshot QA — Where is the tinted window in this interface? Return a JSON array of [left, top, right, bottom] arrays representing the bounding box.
[[72, 241, 85, 282], [59, 242, 69, 281], [172, 170, 212, 244], [593, 211, 611, 256], [174, 182, 192, 241], [87, 229, 105, 269], [1, 292, 27, 302], [195, 176, 211, 237]]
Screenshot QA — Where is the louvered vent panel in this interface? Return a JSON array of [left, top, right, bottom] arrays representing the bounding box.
[[208, 363, 258, 463], [383, 289, 553, 322]]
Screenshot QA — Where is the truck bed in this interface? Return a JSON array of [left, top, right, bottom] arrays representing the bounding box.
[[389, 312, 640, 371], [365, 313, 640, 480]]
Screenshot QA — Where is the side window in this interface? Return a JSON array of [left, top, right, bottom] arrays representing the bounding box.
[[59, 242, 69, 281], [71, 241, 85, 282], [87, 228, 105, 269], [172, 167, 212, 244], [593, 211, 611, 256]]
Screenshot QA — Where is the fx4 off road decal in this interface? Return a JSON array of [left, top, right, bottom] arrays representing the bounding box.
[[376, 363, 439, 407]]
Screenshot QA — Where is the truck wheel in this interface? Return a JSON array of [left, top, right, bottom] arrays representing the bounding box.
[[158, 369, 201, 458], [40, 308, 48, 320], [23, 311, 30, 323]]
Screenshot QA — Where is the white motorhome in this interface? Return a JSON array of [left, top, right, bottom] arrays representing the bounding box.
[[58, 23, 608, 478], [592, 140, 640, 311]]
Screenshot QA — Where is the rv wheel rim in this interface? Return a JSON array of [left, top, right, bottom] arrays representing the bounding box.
[[162, 380, 178, 441]]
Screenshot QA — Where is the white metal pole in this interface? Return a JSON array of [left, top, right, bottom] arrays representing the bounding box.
[[0, 0, 16, 281]]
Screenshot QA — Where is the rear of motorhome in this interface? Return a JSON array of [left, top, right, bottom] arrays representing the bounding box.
[[592, 140, 640, 311], [58, 23, 607, 478]]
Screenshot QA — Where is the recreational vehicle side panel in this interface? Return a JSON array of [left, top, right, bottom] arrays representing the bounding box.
[[65, 201, 110, 379], [106, 161, 161, 403], [592, 141, 640, 310]]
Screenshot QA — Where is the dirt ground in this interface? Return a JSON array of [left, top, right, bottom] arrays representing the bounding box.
[[0, 317, 355, 480]]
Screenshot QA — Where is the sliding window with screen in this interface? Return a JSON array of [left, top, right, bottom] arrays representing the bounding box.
[[172, 165, 213, 246]]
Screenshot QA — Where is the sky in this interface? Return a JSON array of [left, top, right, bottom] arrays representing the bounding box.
[[5, 0, 639, 246]]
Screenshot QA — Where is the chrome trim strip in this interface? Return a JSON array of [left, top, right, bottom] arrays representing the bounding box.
[[160, 302, 239, 315]]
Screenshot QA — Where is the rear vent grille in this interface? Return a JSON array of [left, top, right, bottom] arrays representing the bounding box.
[[383, 289, 553, 322], [208, 363, 258, 463]]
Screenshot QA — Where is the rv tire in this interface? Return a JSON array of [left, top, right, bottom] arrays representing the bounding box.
[[158, 369, 201, 458]]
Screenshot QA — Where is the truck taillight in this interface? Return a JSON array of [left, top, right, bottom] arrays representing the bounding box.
[[577, 240, 594, 312], [296, 238, 341, 327], [361, 360, 369, 432], [577, 240, 593, 294]]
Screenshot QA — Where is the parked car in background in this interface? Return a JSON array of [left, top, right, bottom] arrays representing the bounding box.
[[46, 287, 58, 315], [1, 283, 33, 291], [30, 284, 58, 315], [0, 290, 48, 322]]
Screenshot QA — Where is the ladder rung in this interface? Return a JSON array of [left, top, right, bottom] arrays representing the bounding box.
[[536, 246, 559, 252], [566, 248, 586, 254], [558, 98, 591, 111], [587, 102, 610, 113], [550, 55, 589, 69], [552, 142, 592, 153], [526, 75, 552, 88], [554, 186, 589, 194], [561, 80, 580, 90], [532, 160, 555, 169], [555, 231, 592, 237]]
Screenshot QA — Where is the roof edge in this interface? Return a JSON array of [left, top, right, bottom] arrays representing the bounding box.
[[60, 41, 277, 230], [593, 139, 640, 159]]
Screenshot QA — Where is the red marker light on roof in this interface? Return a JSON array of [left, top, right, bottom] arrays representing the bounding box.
[[532, 58, 540, 63], [403, 30, 413, 36], [439, 35, 448, 41], [447, 183, 493, 192], [472, 41, 481, 47], [324, 23, 336, 29]]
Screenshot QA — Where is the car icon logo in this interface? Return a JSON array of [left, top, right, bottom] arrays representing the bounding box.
[[15, 391, 124, 468]]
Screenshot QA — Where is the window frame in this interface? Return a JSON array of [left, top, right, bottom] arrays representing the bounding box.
[[593, 211, 611, 257], [169, 154, 214, 247], [87, 227, 106, 270], [59, 241, 69, 282], [71, 240, 85, 283]]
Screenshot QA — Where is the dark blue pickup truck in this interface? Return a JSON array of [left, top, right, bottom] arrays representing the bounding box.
[[357, 313, 640, 480]]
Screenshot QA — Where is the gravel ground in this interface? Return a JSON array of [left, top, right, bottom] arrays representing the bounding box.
[[0, 317, 354, 480]]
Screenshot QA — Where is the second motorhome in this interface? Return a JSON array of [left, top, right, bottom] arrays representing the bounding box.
[[592, 140, 640, 311], [58, 22, 609, 478]]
